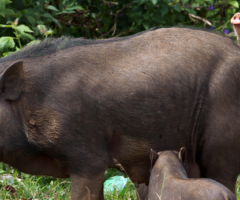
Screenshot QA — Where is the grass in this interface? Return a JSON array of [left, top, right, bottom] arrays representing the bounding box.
[[0, 167, 137, 200], [236, 176, 240, 199], [1, 165, 240, 200]]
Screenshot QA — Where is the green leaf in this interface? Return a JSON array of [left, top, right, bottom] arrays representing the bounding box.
[[13, 11, 22, 18], [0, 24, 12, 28], [143, 13, 149, 20], [15, 24, 33, 33], [184, 8, 196, 15], [36, 20, 44, 25], [42, 13, 53, 18], [66, 6, 85, 11], [0, 5, 6, 17], [19, 32, 35, 40], [160, 5, 169, 17], [37, 24, 47, 34], [3, 51, 15, 57], [42, 12, 61, 27], [47, 5, 59, 12], [172, 4, 181, 12], [57, 10, 75, 14], [151, 0, 157, 5], [26, 40, 41, 46], [142, 21, 150, 30], [25, 15, 35, 25], [52, 18, 61, 28], [5, 8, 15, 16], [13, 25, 35, 40], [180, 0, 188, 4], [229, 1, 239, 8], [132, 0, 141, 3], [46, 29, 54, 36], [13, 170, 17, 178], [0, 37, 15, 51], [0, 0, 12, 17]]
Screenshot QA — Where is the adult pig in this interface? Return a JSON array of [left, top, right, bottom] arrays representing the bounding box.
[[148, 148, 236, 200], [0, 27, 240, 199]]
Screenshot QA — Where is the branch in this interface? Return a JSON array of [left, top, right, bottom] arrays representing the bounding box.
[[188, 13, 213, 26], [114, 30, 133, 37], [101, 2, 132, 37], [112, 2, 132, 36], [101, 0, 119, 7], [101, 26, 115, 37]]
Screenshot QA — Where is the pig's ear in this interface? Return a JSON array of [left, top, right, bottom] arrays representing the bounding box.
[[0, 61, 24, 100], [178, 147, 187, 166], [150, 149, 159, 169]]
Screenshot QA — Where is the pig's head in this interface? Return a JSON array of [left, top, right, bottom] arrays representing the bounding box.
[[231, 13, 240, 45], [0, 61, 27, 162]]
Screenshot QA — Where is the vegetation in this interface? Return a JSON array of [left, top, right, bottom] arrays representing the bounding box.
[[0, 166, 137, 200], [1, 165, 240, 199], [0, 0, 240, 199], [0, 0, 239, 57]]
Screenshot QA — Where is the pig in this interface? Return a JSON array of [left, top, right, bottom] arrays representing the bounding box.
[[148, 148, 237, 200], [231, 13, 240, 44], [0, 27, 240, 199]]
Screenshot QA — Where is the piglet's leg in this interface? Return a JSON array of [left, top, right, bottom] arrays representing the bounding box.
[[136, 183, 149, 200], [71, 172, 105, 200]]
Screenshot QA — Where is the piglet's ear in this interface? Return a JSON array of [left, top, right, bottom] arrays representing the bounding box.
[[0, 61, 24, 100], [150, 149, 159, 169], [178, 147, 187, 166]]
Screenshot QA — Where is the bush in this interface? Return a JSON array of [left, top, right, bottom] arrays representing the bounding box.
[[0, 0, 238, 40]]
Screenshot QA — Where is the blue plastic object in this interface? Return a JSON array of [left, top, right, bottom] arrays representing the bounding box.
[[104, 176, 129, 194]]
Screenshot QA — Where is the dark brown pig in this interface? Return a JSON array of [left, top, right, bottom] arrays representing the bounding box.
[[148, 148, 236, 200], [0, 27, 240, 200]]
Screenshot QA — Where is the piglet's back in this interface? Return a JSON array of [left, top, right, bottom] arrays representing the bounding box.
[[175, 178, 236, 200], [150, 177, 237, 200]]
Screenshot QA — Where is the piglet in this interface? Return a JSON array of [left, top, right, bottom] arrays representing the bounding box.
[[148, 148, 236, 200], [231, 13, 240, 45]]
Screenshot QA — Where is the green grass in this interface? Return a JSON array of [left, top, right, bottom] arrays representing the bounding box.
[[0, 167, 137, 200], [1, 166, 240, 200], [236, 176, 240, 199], [0, 175, 71, 199]]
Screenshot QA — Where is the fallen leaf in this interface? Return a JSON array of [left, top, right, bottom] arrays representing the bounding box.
[[4, 185, 16, 193]]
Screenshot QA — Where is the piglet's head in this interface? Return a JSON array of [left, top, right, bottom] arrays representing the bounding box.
[[231, 13, 240, 44]]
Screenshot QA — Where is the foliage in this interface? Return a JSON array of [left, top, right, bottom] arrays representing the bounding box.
[[0, 0, 239, 42], [0, 19, 53, 57], [0, 18, 34, 56], [0, 0, 238, 56]]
